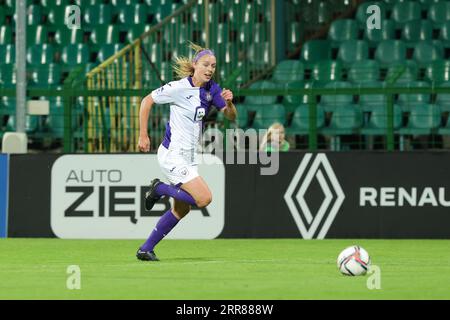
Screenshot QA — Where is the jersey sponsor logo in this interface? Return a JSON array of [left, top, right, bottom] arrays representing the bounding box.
[[194, 106, 207, 121]]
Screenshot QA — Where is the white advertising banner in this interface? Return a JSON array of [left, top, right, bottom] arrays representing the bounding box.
[[51, 154, 225, 239]]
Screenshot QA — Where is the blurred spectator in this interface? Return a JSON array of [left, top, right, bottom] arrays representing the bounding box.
[[260, 122, 290, 152]]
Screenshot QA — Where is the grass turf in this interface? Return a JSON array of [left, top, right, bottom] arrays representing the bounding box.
[[0, 239, 449, 300]]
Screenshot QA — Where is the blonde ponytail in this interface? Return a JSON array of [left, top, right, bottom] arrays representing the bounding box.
[[172, 41, 213, 79]]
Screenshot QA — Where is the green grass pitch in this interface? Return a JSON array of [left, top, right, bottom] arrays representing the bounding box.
[[0, 239, 449, 300]]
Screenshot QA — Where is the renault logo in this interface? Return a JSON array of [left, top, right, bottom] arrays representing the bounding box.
[[284, 154, 345, 239]]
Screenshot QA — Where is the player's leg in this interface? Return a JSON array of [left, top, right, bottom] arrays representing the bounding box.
[[180, 176, 212, 208], [137, 199, 191, 261]]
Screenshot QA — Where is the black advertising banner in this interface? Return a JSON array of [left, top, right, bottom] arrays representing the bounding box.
[[6, 152, 450, 239], [222, 152, 450, 239]]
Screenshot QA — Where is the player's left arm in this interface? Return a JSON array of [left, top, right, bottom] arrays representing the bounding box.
[[220, 88, 237, 121]]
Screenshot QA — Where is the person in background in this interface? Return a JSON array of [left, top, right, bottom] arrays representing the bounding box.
[[260, 122, 290, 152]]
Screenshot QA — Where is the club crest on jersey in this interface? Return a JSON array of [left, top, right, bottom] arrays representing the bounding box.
[[206, 92, 212, 102]]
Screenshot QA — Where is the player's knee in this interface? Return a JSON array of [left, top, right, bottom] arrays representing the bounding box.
[[173, 206, 190, 219], [196, 194, 212, 208]]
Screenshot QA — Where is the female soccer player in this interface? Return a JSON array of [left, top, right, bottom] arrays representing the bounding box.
[[136, 43, 237, 261]]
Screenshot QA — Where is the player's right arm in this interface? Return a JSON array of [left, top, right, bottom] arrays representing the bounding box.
[[138, 94, 154, 152]]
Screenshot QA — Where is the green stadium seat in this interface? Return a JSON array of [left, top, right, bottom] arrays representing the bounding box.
[[40, 0, 71, 14], [364, 19, 395, 48], [27, 25, 49, 45], [90, 25, 120, 48], [348, 60, 380, 83], [54, 28, 84, 47], [154, 3, 175, 23], [26, 44, 55, 66], [418, 0, 442, 10], [438, 116, 450, 135], [247, 42, 270, 70], [0, 97, 16, 115], [337, 40, 369, 67], [425, 60, 450, 85], [245, 80, 278, 105], [402, 20, 433, 47], [232, 103, 250, 128], [126, 25, 151, 43], [30, 63, 62, 87], [361, 104, 402, 135], [0, 9, 5, 25], [397, 81, 431, 112], [0, 26, 12, 45], [252, 104, 287, 129], [25, 5, 44, 25], [83, 5, 113, 27], [61, 44, 91, 68], [46, 98, 65, 139], [117, 4, 148, 28], [391, 2, 421, 27], [271, 60, 304, 84], [47, 5, 73, 26], [311, 60, 343, 86], [440, 21, 450, 48], [428, 2, 450, 28], [357, 81, 388, 112], [317, 1, 331, 25], [96, 44, 124, 63], [328, 19, 359, 46], [385, 60, 419, 84], [318, 81, 354, 112], [281, 81, 311, 111], [321, 105, 363, 135], [6, 115, 40, 133], [286, 104, 325, 135], [287, 22, 303, 52], [300, 40, 332, 65], [398, 104, 441, 135], [413, 41, 444, 66], [375, 40, 407, 66], [0, 64, 15, 88], [356, 1, 387, 26], [0, 44, 15, 64], [436, 83, 450, 112]]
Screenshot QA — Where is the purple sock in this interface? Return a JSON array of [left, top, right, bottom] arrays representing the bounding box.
[[155, 183, 196, 206], [140, 210, 179, 252]]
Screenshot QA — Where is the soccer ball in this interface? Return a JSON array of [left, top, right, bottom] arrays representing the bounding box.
[[337, 246, 371, 276]]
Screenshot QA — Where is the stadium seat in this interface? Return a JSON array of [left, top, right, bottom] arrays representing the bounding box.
[[271, 60, 304, 84], [252, 104, 286, 129], [154, 3, 174, 23], [25, 4, 44, 25], [356, 1, 387, 26], [311, 60, 343, 86], [90, 25, 120, 48], [375, 40, 407, 66], [46, 98, 65, 139], [318, 81, 354, 112], [440, 21, 450, 48], [247, 42, 270, 70], [300, 40, 332, 65], [47, 5, 73, 26], [287, 22, 303, 52], [413, 41, 444, 66], [245, 80, 278, 105], [27, 25, 49, 45], [402, 20, 433, 47], [391, 2, 421, 27], [54, 28, 84, 47], [30, 63, 62, 88], [233, 103, 250, 128], [436, 83, 450, 112], [428, 2, 450, 28], [0, 64, 15, 88], [385, 60, 419, 84], [398, 104, 441, 135], [397, 81, 431, 112], [61, 44, 91, 68], [337, 40, 369, 67], [361, 104, 403, 135], [328, 19, 358, 46], [348, 60, 380, 84], [96, 44, 123, 63], [26, 44, 55, 66], [83, 4, 113, 28], [0, 26, 12, 45], [425, 60, 450, 85], [364, 19, 395, 48], [357, 81, 388, 112], [126, 25, 151, 43], [117, 4, 148, 29], [281, 81, 311, 111], [0, 45, 15, 64], [321, 105, 363, 136], [0, 97, 16, 116], [286, 104, 325, 135]]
